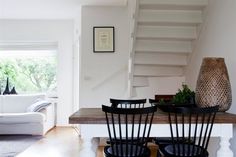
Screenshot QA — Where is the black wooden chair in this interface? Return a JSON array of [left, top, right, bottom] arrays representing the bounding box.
[[156, 105, 219, 157], [107, 99, 151, 145], [149, 98, 197, 151], [102, 105, 157, 157], [110, 98, 147, 108]]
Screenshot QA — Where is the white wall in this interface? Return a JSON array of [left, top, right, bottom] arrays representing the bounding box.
[[80, 6, 129, 107], [79, 4, 185, 105], [0, 19, 74, 126], [73, 8, 81, 113], [135, 77, 186, 99], [185, 0, 236, 113], [185, 0, 236, 156]]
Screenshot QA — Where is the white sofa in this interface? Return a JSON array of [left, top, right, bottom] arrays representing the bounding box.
[[0, 94, 55, 135]]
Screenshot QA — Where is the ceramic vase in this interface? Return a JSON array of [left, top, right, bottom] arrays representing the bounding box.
[[10, 87, 17, 94], [195, 57, 232, 111], [3, 77, 10, 95]]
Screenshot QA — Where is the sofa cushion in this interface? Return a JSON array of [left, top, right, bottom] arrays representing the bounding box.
[[1, 94, 46, 113], [0, 112, 45, 124], [26, 100, 51, 112]]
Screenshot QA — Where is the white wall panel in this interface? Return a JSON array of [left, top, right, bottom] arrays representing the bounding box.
[[0, 20, 74, 126], [185, 0, 236, 155]]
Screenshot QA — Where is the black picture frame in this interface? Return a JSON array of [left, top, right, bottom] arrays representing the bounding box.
[[93, 26, 115, 52]]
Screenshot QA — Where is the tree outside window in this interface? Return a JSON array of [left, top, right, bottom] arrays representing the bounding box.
[[0, 51, 57, 94]]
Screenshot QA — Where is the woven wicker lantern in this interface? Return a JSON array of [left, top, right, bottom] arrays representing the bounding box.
[[195, 57, 232, 111]]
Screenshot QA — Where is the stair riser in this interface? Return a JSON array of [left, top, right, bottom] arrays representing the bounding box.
[[134, 65, 184, 76], [135, 40, 192, 53], [139, 0, 208, 10], [134, 53, 188, 66], [138, 10, 202, 25], [137, 26, 197, 40], [133, 77, 149, 87]]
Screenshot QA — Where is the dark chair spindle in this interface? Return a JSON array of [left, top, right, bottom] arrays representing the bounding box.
[[157, 105, 219, 157], [102, 105, 157, 157]]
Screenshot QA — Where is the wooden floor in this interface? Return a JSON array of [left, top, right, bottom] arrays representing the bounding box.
[[17, 127, 83, 157], [18, 127, 158, 157]]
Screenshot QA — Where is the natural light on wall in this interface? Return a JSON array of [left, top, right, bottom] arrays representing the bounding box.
[[0, 49, 57, 95]]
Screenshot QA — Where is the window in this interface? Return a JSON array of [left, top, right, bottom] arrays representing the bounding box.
[[0, 50, 57, 94]]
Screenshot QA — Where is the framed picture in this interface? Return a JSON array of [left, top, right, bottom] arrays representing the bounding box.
[[93, 26, 115, 52]]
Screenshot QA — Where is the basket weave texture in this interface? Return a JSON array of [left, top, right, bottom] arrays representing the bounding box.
[[195, 57, 232, 111]]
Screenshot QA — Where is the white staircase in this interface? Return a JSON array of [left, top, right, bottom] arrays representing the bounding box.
[[128, 0, 208, 97]]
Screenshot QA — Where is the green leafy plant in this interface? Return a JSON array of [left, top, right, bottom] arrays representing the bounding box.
[[158, 98, 165, 105], [172, 84, 195, 105]]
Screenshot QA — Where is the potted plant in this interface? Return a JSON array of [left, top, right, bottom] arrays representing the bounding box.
[[153, 84, 195, 108], [172, 84, 195, 106]]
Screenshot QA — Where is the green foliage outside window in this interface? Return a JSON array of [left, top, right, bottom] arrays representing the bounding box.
[[0, 58, 56, 94]]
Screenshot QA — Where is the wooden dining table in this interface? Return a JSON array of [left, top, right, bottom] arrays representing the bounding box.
[[69, 108, 236, 157]]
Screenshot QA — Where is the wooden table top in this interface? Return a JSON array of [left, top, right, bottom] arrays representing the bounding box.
[[69, 108, 236, 124]]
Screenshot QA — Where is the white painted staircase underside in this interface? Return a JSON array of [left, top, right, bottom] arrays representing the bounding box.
[[129, 0, 208, 97]]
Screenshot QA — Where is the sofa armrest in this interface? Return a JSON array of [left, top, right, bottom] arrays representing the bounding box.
[[38, 104, 54, 119], [39, 102, 56, 134]]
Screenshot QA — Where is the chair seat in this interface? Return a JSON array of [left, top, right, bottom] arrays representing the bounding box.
[[104, 144, 151, 157], [107, 137, 151, 145], [161, 144, 209, 157]]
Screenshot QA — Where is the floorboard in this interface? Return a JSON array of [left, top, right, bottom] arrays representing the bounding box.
[[18, 127, 159, 157], [17, 127, 83, 157]]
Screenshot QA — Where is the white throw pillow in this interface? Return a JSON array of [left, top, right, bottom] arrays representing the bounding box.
[[26, 100, 51, 112]]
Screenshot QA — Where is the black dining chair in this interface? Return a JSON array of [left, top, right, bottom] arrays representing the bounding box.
[[156, 105, 219, 157], [149, 99, 196, 149], [102, 105, 157, 157], [107, 98, 151, 145], [110, 98, 147, 108]]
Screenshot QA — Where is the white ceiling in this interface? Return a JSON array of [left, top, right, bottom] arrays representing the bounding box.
[[0, 0, 127, 19]]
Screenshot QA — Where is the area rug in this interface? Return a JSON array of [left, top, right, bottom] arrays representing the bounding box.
[[0, 135, 42, 157]]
